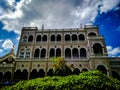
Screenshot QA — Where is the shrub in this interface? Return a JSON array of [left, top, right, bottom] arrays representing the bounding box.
[[2, 70, 120, 90]]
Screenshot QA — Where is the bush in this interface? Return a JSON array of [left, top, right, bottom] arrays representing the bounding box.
[[2, 70, 120, 90]]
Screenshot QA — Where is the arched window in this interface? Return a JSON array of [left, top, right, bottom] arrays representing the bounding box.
[[51, 35, 55, 41], [25, 49, 31, 58], [72, 48, 79, 59], [36, 35, 41, 41], [50, 48, 55, 57], [88, 32, 97, 37], [93, 43, 103, 54], [79, 34, 85, 41], [28, 35, 33, 42], [56, 48, 61, 57], [56, 34, 61, 41], [22, 35, 27, 42], [42, 35, 47, 41], [80, 48, 87, 57], [72, 34, 77, 41], [65, 34, 70, 41], [40, 48, 46, 58], [97, 65, 107, 75], [65, 48, 71, 58], [19, 49, 25, 58], [34, 48, 40, 58]]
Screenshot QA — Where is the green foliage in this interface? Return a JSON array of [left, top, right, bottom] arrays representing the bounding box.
[[2, 70, 120, 90]]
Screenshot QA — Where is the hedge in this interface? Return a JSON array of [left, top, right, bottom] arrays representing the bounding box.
[[2, 70, 120, 90]]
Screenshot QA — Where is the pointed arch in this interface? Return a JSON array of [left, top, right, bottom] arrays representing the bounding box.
[[0, 72, 3, 82], [14, 69, 22, 80], [19, 49, 25, 58], [22, 69, 28, 80], [28, 35, 33, 42], [50, 48, 55, 57], [25, 48, 31, 58], [65, 34, 70, 41], [51, 35, 55, 41], [36, 35, 41, 41], [72, 34, 77, 41], [79, 34, 85, 41], [30, 69, 38, 79], [80, 48, 87, 57], [34, 48, 40, 58], [56, 48, 61, 57], [97, 65, 107, 75], [57, 34, 61, 41], [73, 68, 80, 75], [47, 69, 54, 76], [42, 35, 47, 41], [93, 43, 103, 54], [40, 48, 46, 58], [38, 69, 45, 77], [65, 48, 71, 58], [72, 48, 79, 59], [88, 32, 97, 37], [4, 71, 12, 81]]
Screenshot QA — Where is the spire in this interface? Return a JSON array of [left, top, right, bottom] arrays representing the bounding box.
[[80, 24, 82, 28], [10, 45, 14, 54], [42, 24, 44, 31]]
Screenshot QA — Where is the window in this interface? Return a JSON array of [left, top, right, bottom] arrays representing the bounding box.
[[65, 34, 70, 41], [36, 35, 41, 41], [23, 35, 27, 42], [51, 35, 55, 41], [56, 35, 61, 41], [19, 49, 25, 58], [79, 34, 85, 41], [42, 35, 47, 41], [72, 34, 77, 41], [25, 49, 31, 58], [34, 48, 40, 58], [28, 35, 33, 42]]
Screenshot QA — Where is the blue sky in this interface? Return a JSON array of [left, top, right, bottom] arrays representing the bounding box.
[[0, 0, 120, 57]]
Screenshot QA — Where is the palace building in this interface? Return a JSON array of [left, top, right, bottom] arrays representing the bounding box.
[[0, 25, 120, 82]]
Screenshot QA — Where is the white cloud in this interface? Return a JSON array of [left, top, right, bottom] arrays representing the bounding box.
[[0, 49, 3, 53], [0, 39, 4, 42], [107, 46, 120, 57], [0, 0, 119, 34], [2, 39, 14, 50]]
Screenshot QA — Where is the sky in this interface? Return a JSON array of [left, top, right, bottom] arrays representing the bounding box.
[[0, 0, 120, 57]]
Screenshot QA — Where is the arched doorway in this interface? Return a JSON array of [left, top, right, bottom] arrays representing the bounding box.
[[0, 72, 3, 82], [47, 69, 54, 76], [112, 71, 120, 80], [65, 48, 71, 58], [14, 69, 22, 82], [30, 69, 38, 79], [93, 43, 103, 54], [38, 69, 45, 77], [97, 65, 107, 75], [3, 71, 12, 81], [73, 68, 80, 75], [81, 68, 88, 72], [22, 69, 28, 80]]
